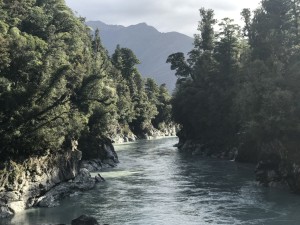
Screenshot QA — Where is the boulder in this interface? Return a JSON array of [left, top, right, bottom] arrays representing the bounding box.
[[80, 159, 103, 172], [0, 148, 82, 216], [37, 195, 60, 208], [71, 215, 100, 225], [7, 201, 26, 213], [73, 169, 95, 191], [254, 150, 300, 193], [0, 205, 14, 218], [36, 168, 95, 207], [95, 174, 105, 183], [103, 142, 119, 163]]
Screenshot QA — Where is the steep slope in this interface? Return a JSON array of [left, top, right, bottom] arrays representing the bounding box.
[[86, 21, 194, 91]]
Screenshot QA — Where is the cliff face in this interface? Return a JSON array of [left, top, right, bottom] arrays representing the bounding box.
[[176, 135, 300, 194], [109, 123, 177, 144], [0, 138, 118, 218], [254, 141, 300, 193], [0, 149, 81, 217], [0, 124, 175, 218]]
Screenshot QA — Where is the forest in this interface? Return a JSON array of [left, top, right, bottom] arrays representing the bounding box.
[[0, 0, 172, 162], [2, 0, 300, 222], [168, 0, 300, 164], [0, 0, 299, 184]]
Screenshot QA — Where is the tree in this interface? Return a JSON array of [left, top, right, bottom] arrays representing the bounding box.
[[145, 78, 159, 102], [194, 8, 217, 52], [290, 0, 300, 44], [251, 0, 293, 62], [152, 84, 172, 128], [166, 52, 191, 81], [241, 8, 252, 39], [215, 18, 241, 77], [234, 0, 300, 161], [0, 0, 115, 160], [112, 46, 140, 81]]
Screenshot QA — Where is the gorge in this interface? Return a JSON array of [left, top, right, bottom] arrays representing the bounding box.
[[2, 138, 300, 225], [1, 0, 300, 224]]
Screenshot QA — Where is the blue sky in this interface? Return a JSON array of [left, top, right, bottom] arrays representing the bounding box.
[[65, 0, 261, 37]]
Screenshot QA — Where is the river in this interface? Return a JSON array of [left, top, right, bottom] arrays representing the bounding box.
[[3, 137, 300, 225]]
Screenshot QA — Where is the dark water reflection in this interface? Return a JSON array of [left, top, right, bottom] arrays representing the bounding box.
[[2, 137, 300, 225]]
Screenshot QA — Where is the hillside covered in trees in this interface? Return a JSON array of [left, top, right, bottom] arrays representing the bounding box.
[[0, 0, 173, 162], [2, 0, 300, 220], [0, 0, 175, 217], [168, 0, 300, 191]]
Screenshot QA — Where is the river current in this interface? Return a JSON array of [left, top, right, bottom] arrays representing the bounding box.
[[3, 137, 300, 225]]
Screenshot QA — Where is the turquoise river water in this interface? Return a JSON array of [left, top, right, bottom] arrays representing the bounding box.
[[2, 137, 300, 225]]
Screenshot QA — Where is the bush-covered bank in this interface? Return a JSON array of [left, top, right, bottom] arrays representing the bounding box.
[[169, 0, 300, 192], [0, 0, 173, 162], [177, 135, 300, 192], [0, 0, 173, 217]]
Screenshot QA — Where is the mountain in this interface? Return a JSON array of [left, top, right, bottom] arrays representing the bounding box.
[[86, 21, 194, 91]]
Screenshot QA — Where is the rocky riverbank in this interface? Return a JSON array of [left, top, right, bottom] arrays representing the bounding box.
[[71, 214, 106, 225], [255, 152, 300, 193], [0, 123, 176, 219], [248, 141, 300, 193], [175, 138, 238, 160], [0, 138, 118, 218], [41, 214, 106, 225], [110, 124, 177, 144], [177, 138, 300, 193]]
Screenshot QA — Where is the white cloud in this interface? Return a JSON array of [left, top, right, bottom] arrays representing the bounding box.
[[65, 0, 261, 37]]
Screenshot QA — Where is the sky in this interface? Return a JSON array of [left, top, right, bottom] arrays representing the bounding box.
[[65, 0, 261, 37]]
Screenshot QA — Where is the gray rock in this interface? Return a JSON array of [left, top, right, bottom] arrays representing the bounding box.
[[73, 169, 95, 191], [103, 142, 119, 163], [37, 195, 60, 208], [0, 205, 14, 218], [127, 136, 136, 142], [80, 160, 102, 172], [7, 201, 26, 213], [95, 174, 105, 183], [0, 149, 82, 216], [0, 136, 119, 216], [71, 215, 100, 225], [36, 168, 95, 208]]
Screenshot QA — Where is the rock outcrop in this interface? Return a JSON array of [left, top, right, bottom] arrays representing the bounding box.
[[176, 139, 237, 160], [101, 137, 119, 165], [0, 138, 118, 218], [111, 133, 137, 144], [35, 168, 96, 208], [0, 149, 82, 217], [71, 215, 100, 225], [255, 153, 300, 193], [140, 124, 177, 140], [176, 135, 300, 193], [27, 214, 106, 225], [109, 123, 177, 144]]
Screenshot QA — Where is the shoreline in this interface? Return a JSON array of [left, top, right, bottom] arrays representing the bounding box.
[[113, 135, 178, 146], [176, 139, 300, 194]]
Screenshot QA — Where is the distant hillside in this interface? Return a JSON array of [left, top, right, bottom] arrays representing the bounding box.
[[86, 21, 194, 91]]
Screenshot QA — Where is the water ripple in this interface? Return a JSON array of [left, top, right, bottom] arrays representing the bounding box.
[[3, 137, 300, 225]]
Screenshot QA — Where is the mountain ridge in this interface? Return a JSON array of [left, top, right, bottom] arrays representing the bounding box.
[[86, 21, 194, 90]]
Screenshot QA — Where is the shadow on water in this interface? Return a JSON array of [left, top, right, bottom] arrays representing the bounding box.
[[2, 137, 300, 225]]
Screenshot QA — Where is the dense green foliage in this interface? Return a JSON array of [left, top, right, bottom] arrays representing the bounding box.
[[112, 46, 156, 134], [169, 0, 300, 162], [0, 0, 172, 161]]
